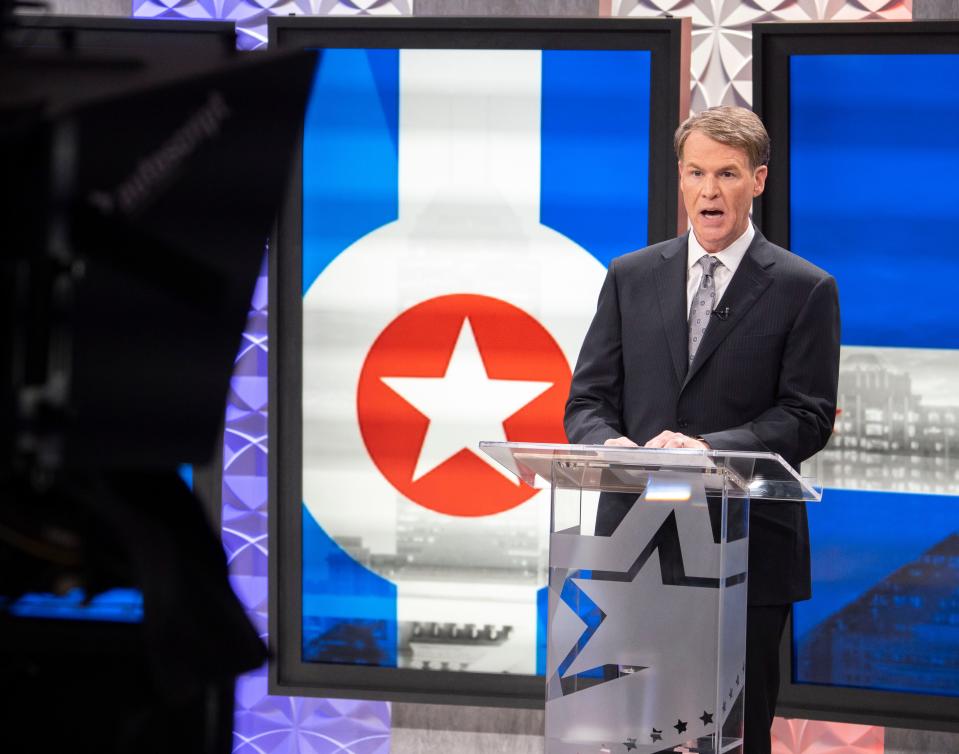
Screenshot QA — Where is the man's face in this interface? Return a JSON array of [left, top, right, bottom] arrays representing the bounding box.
[[678, 130, 768, 253]]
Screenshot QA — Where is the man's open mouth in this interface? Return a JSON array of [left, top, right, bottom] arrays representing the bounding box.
[[701, 209, 724, 217]]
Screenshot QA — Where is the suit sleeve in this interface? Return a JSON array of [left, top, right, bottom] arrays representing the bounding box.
[[564, 260, 628, 445], [699, 274, 841, 466]]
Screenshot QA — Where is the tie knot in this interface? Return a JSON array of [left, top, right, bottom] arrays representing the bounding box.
[[698, 254, 721, 276]]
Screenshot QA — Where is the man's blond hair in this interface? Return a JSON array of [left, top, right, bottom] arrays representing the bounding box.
[[674, 106, 770, 170]]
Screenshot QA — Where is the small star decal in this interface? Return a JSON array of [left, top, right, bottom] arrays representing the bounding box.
[[651, 728, 663, 742], [674, 719, 688, 734], [729, 688, 734, 699], [722, 701, 727, 713], [736, 673, 741, 685], [700, 711, 713, 725], [623, 738, 637, 751]]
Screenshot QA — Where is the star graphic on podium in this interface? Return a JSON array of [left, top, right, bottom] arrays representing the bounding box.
[[674, 720, 687, 734], [623, 738, 637, 751], [700, 711, 713, 725], [651, 729, 663, 742], [381, 318, 552, 483]]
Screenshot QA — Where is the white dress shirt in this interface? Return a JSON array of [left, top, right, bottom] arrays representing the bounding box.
[[686, 223, 755, 318]]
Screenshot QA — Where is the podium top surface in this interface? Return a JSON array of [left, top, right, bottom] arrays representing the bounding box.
[[479, 441, 821, 501]]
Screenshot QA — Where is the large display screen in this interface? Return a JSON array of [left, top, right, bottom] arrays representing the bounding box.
[[791, 52, 959, 699], [754, 24, 959, 727], [301, 46, 649, 676], [273, 17, 688, 704]]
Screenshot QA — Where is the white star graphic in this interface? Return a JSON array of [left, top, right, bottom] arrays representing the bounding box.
[[545, 495, 749, 747], [381, 317, 553, 484]]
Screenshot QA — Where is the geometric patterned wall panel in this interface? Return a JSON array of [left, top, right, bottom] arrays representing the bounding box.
[[772, 718, 885, 754], [134, 0, 911, 103], [613, 0, 912, 110], [133, 0, 411, 49], [222, 256, 391, 754]]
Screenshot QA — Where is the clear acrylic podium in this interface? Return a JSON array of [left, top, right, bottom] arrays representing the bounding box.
[[480, 441, 821, 754]]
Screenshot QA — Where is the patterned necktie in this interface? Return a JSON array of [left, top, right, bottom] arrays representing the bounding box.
[[688, 254, 721, 363]]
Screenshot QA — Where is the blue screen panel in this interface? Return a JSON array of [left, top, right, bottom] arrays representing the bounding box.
[[302, 48, 399, 295], [790, 54, 959, 350], [540, 49, 651, 268], [302, 503, 398, 666], [790, 53, 959, 697], [795, 488, 959, 696]]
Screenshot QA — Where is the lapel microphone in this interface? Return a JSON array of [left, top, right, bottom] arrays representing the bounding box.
[[713, 306, 731, 321]]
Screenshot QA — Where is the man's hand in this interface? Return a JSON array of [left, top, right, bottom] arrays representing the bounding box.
[[603, 436, 639, 448], [644, 431, 709, 450]]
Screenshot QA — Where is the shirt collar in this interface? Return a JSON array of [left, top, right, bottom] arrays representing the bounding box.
[[687, 222, 755, 275]]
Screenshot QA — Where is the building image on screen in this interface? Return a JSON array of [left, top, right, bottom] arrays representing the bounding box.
[[298, 47, 652, 675], [790, 52, 959, 698]]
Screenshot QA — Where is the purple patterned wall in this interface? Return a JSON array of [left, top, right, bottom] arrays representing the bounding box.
[[132, 0, 412, 50], [222, 256, 391, 753]]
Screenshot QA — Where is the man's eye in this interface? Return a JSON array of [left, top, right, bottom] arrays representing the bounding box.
[[721, 171, 736, 178]]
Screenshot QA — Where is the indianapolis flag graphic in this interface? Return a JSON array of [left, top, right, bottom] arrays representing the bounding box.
[[300, 47, 651, 674]]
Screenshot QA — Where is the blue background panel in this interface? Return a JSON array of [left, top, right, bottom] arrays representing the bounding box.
[[303, 49, 399, 295], [790, 54, 959, 349], [302, 504, 398, 666], [540, 50, 651, 268], [795, 488, 959, 696], [790, 52, 959, 697]]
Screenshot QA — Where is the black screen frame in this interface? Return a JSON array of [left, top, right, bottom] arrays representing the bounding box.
[[11, 14, 236, 59], [268, 15, 690, 707], [753, 20, 959, 732]]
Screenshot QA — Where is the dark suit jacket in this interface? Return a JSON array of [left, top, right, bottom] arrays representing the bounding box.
[[564, 230, 840, 605]]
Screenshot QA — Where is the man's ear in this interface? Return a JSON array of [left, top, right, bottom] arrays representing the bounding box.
[[753, 164, 768, 197]]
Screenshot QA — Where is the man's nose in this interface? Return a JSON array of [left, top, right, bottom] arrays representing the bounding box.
[[701, 175, 719, 197]]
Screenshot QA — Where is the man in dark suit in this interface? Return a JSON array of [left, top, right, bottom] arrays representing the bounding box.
[[564, 106, 840, 754]]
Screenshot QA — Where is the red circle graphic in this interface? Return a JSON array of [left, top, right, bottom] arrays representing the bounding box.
[[357, 294, 571, 517]]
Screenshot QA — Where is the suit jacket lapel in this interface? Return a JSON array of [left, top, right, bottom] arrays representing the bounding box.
[[682, 233, 776, 390], [654, 235, 690, 386]]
